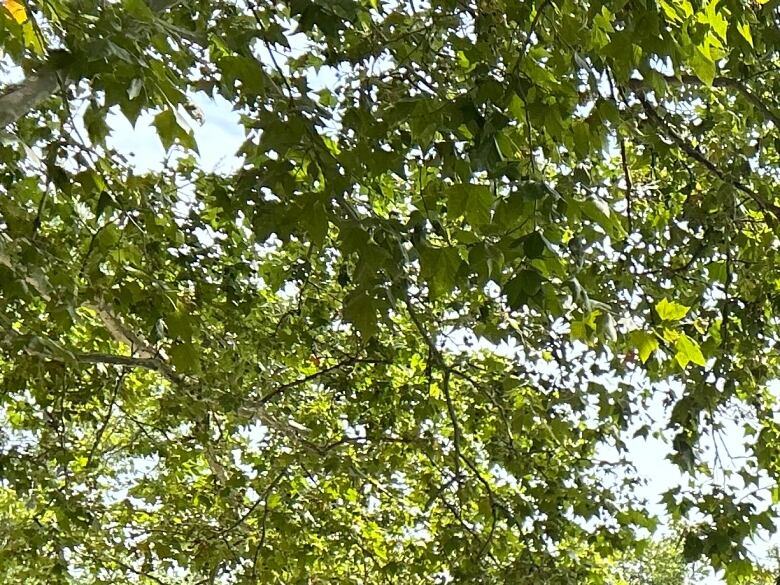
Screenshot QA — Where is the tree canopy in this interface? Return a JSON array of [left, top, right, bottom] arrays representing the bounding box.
[[615, 531, 777, 585], [2, 0, 780, 583]]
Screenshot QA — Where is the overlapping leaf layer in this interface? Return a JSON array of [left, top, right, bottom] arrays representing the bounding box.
[[2, 0, 780, 583]]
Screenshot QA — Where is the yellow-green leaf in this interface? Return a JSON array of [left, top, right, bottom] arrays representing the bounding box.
[[675, 335, 706, 368], [632, 331, 659, 363], [736, 22, 753, 47], [690, 46, 716, 86], [655, 298, 690, 321]]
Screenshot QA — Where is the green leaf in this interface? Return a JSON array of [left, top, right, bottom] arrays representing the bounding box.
[[580, 195, 620, 235], [343, 291, 378, 339], [675, 335, 706, 368], [170, 342, 200, 374], [570, 320, 588, 341], [127, 78, 144, 100], [153, 113, 176, 151], [21, 21, 44, 55], [124, 0, 155, 21], [505, 269, 543, 309], [468, 242, 504, 282], [683, 534, 704, 561], [523, 231, 547, 259], [167, 310, 193, 341], [447, 183, 493, 226], [302, 201, 329, 246], [84, 104, 110, 145], [420, 246, 462, 298], [572, 122, 591, 157], [736, 21, 753, 47], [218, 56, 266, 96], [632, 331, 659, 363], [690, 45, 716, 86], [95, 191, 114, 221], [655, 298, 689, 321], [153, 108, 197, 152]]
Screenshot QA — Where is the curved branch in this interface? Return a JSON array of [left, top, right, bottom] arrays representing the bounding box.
[[638, 96, 780, 219], [0, 69, 59, 128], [74, 351, 182, 383], [84, 301, 158, 359], [627, 74, 780, 128]]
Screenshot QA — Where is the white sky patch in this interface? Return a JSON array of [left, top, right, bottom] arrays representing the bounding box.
[[108, 91, 244, 174]]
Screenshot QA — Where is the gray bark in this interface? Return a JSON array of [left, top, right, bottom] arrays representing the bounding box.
[[0, 68, 59, 128]]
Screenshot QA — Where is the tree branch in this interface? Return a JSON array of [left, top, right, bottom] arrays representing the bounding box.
[[259, 356, 387, 404], [638, 96, 780, 219], [74, 351, 182, 383], [619, 136, 633, 233], [0, 69, 59, 128], [83, 301, 158, 359], [86, 372, 125, 469], [627, 74, 780, 129]]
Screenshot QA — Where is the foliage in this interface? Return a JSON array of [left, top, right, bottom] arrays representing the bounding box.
[[613, 533, 703, 585], [2, 0, 780, 583], [612, 532, 777, 585]]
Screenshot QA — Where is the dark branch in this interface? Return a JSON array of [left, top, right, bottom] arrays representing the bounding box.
[[639, 96, 780, 219], [627, 74, 780, 129]]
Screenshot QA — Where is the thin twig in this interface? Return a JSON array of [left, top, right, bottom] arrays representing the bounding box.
[[259, 356, 386, 404], [441, 368, 462, 484], [627, 74, 780, 128], [618, 136, 633, 233], [220, 470, 286, 538], [86, 371, 126, 469], [509, 0, 552, 79]]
